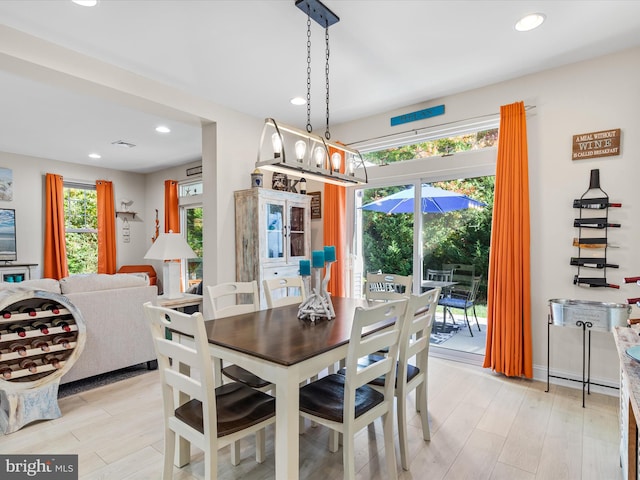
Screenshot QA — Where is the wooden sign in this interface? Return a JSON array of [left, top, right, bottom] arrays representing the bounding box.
[[309, 191, 321, 219], [572, 128, 621, 160]]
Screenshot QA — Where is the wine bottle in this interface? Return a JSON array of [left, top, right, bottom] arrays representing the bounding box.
[[0, 310, 11, 319], [30, 338, 50, 352], [9, 341, 27, 356], [53, 334, 74, 349], [573, 275, 620, 288], [625, 277, 640, 284], [52, 318, 72, 332], [8, 323, 27, 338], [40, 302, 60, 314], [30, 320, 50, 335], [43, 354, 62, 369], [18, 306, 37, 317], [570, 258, 619, 269], [573, 198, 622, 209], [628, 298, 640, 305], [573, 218, 621, 228], [19, 358, 37, 374], [0, 365, 12, 379], [572, 237, 619, 248]]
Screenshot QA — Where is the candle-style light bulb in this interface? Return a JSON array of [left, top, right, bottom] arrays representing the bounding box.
[[347, 155, 355, 176], [271, 133, 282, 158], [295, 140, 306, 163], [331, 152, 341, 172], [314, 146, 326, 167], [299, 177, 307, 194]]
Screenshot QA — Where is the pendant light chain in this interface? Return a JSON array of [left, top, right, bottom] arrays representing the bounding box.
[[306, 9, 312, 133], [324, 24, 331, 140]]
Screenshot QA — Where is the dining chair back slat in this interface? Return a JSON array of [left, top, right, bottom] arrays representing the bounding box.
[[206, 281, 260, 318], [365, 273, 412, 302], [425, 268, 453, 283]]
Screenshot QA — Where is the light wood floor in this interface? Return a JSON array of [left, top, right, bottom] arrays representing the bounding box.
[[0, 357, 622, 480]]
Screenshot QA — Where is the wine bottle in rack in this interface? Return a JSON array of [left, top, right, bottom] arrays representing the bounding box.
[[570, 257, 619, 269], [40, 302, 60, 314], [573, 276, 620, 288], [18, 306, 37, 317], [9, 341, 27, 356], [43, 354, 62, 369], [30, 338, 50, 352], [573, 198, 622, 209], [572, 237, 620, 249], [52, 318, 72, 332], [8, 323, 28, 337], [31, 319, 50, 335], [52, 334, 74, 349], [625, 277, 640, 284], [19, 358, 37, 374], [573, 218, 621, 228], [0, 309, 11, 319], [0, 365, 12, 379]]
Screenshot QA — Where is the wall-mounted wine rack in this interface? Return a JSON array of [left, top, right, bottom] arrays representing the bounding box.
[[572, 169, 621, 289]]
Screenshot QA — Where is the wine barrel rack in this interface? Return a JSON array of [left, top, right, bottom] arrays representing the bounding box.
[[0, 288, 86, 391]]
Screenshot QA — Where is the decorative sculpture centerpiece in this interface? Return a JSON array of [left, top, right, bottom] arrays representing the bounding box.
[[297, 245, 336, 322]]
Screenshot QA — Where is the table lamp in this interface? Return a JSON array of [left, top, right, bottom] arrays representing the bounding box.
[[144, 232, 197, 299]]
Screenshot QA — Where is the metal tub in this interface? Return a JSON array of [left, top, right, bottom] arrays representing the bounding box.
[[549, 298, 631, 332]]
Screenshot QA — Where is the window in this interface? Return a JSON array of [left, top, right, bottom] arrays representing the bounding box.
[[179, 179, 203, 288], [64, 183, 97, 274]]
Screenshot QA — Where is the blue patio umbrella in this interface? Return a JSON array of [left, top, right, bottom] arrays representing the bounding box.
[[360, 185, 486, 214]]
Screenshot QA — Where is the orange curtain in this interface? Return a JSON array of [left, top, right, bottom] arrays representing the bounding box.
[[43, 173, 68, 279], [483, 101, 532, 378], [96, 180, 117, 274], [164, 180, 180, 233], [324, 147, 346, 297]]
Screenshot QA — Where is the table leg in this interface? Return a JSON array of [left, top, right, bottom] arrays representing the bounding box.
[[275, 369, 300, 480]]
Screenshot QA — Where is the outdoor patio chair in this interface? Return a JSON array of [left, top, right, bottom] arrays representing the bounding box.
[[438, 275, 482, 336]]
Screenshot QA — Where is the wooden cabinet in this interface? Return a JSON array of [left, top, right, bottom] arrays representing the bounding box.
[[235, 188, 311, 308]]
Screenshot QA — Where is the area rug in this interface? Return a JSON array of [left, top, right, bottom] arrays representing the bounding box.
[[58, 363, 154, 398], [430, 322, 461, 345]]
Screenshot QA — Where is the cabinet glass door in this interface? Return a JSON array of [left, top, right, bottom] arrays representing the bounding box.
[[265, 202, 285, 259], [288, 204, 307, 259]]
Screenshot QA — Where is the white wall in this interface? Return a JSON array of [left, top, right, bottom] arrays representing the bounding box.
[[332, 46, 640, 386], [0, 150, 150, 273]]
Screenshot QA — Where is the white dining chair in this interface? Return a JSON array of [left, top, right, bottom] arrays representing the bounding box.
[[143, 302, 276, 480], [337, 289, 440, 470], [205, 281, 273, 390], [262, 276, 306, 308], [298, 299, 407, 480]]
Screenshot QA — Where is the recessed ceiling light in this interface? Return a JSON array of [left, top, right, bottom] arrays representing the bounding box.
[[72, 0, 98, 6], [290, 97, 306, 106], [515, 13, 546, 32], [88, 153, 101, 159], [155, 126, 171, 134]]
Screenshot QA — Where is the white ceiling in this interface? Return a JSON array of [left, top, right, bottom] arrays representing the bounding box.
[[0, 0, 639, 173]]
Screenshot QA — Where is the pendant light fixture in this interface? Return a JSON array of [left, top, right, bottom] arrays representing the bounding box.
[[256, 0, 367, 186]]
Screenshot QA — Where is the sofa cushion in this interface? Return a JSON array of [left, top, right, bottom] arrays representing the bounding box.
[[60, 273, 147, 294], [0, 278, 62, 294]]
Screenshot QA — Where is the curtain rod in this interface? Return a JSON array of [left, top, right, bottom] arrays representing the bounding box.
[[346, 104, 536, 148]]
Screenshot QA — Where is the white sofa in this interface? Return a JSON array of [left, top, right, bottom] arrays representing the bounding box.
[[2, 274, 158, 384]]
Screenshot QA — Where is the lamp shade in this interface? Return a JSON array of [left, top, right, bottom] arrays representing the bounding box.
[[144, 233, 197, 260]]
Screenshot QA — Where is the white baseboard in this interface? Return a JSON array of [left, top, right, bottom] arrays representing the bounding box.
[[429, 347, 620, 398]]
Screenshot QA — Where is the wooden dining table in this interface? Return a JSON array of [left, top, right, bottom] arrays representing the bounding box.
[[198, 296, 391, 480]]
